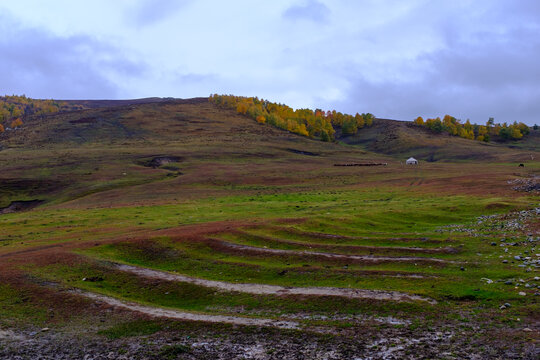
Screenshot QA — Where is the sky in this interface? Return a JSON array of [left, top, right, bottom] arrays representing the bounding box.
[[1, 0, 539, 125]]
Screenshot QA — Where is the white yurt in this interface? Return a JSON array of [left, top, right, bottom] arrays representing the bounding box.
[[406, 157, 418, 165]]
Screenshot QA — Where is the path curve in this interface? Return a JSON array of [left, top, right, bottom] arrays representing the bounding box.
[[74, 290, 299, 329], [115, 264, 437, 304], [209, 238, 451, 264]]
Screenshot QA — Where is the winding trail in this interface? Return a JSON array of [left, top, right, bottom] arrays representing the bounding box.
[[115, 264, 438, 304], [209, 238, 452, 264], [73, 290, 300, 329], [229, 230, 457, 254]]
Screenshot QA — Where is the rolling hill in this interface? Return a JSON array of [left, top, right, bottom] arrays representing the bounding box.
[[0, 97, 538, 359]]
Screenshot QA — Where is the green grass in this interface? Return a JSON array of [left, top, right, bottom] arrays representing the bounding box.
[[1, 99, 538, 348], [0, 284, 48, 326], [34, 261, 428, 322]]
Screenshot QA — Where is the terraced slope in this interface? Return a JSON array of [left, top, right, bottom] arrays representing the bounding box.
[[0, 99, 538, 359]]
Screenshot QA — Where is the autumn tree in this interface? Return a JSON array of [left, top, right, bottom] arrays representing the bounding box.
[[11, 118, 23, 128], [210, 94, 371, 142], [414, 116, 424, 125], [0, 124, 4, 133], [415, 113, 529, 142]]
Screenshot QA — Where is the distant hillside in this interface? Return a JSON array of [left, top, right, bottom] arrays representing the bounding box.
[[0, 97, 537, 164], [340, 118, 539, 162], [61, 97, 180, 109]]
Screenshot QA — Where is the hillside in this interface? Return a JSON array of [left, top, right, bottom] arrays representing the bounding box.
[[0, 98, 389, 209], [340, 118, 539, 162], [0, 97, 539, 359], [1, 98, 538, 209]]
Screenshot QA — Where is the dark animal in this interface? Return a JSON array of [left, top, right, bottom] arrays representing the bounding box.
[[518, 164, 524, 167]]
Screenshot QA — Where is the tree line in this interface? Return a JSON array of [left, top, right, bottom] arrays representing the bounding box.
[[0, 95, 85, 133], [413, 115, 530, 141], [209, 94, 374, 141]]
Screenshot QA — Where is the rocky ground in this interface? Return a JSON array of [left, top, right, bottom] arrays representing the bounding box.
[[1, 323, 539, 360]]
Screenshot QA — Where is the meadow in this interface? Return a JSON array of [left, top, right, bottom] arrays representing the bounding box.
[[0, 99, 538, 358]]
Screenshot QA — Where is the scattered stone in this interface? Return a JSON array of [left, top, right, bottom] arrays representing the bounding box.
[[460, 267, 465, 271], [514, 256, 521, 261], [490, 242, 497, 246], [504, 303, 511, 308], [522, 328, 533, 332], [518, 292, 526, 296], [481, 278, 493, 284], [502, 260, 508, 264], [505, 281, 513, 285]]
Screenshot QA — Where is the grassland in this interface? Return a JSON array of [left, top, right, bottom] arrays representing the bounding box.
[[0, 98, 538, 359]]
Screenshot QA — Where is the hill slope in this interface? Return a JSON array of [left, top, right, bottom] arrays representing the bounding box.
[[340, 118, 539, 162]]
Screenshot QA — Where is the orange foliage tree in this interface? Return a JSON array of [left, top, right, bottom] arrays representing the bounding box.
[[209, 94, 373, 141], [11, 118, 23, 128]]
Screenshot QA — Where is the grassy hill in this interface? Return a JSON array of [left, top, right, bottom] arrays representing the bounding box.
[[340, 118, 539, 162], [0, 97, 538, 358]]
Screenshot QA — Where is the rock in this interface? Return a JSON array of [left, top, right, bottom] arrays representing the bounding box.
[[505, 281, 513, 285], [534, 277, 539, 281], [499, 304, 507, 310], [460, 267, 465, 271], [481, 278, 493, 284], [514, 256, 521, 260], [522, 328, 533, 332], [504, 303, 511, 308], [519, 292, 526, 296], [502, 260, 508, 264], [491, 242, 497, 246], [40, 328, 50, 332]]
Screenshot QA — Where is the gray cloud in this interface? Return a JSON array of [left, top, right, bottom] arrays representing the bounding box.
[[0, 15, 146, 99], [127, 0, 191, 27], [329, 2, 540, 125], [283, 0, 330, 22]]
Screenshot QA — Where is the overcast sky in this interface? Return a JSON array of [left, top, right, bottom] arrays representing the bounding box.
[[1, 0, 539, 125]]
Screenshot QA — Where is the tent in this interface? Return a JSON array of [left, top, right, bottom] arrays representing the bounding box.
[[406, 157, 418, 165]]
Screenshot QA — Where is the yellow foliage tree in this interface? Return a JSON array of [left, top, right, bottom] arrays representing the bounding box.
[[510, 127, 523, 139], [256, 115, 266, 124], [414, 116, 424, 125], [0, 123, 4, 132], [236, 102, 248, 115], [297, 123, 309, 137]]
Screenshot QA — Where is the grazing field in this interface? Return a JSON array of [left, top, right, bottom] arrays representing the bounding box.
[[0, 99, 538, 359]]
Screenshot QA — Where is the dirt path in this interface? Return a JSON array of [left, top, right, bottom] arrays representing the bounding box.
[[232, 230, 456, 253], [115, 264, 437, 304], [209, 238, 452, 264], [74, 290, 300, 329]]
